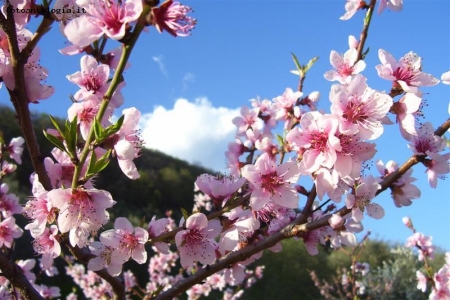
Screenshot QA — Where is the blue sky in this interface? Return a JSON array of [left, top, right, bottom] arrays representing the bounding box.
[[1, 1, 449, 250]]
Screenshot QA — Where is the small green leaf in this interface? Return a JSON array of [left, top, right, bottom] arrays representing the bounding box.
[[276, 134, 284, 147], [86, 149, 98, 176], [304, 56, 319, 73], [291, 53, 303, 75], [49, 115, 65, 140], [66, 116, 78, 155], [93, 118, 103, 141], [93, 150, 111, 174], [180, 208, 190, 225], [43, 130, 65, 152]]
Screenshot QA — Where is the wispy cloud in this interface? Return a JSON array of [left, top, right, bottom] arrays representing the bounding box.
[[182, 72, 196, 90], [152, 55, 168, 78], [139, 97, 240, 171]]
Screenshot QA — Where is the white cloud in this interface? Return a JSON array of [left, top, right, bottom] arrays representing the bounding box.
[[152, 55, 168, 78], [139, 97, 240, 172], [182, 72, 196, 90]]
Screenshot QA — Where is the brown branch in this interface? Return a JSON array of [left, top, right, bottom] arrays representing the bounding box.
[[356, 0, 376, 61], [0, 252, 44, 300], [0, 5, 52, 191]]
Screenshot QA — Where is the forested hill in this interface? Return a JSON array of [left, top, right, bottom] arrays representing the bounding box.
[[0, 105, 213, 222]]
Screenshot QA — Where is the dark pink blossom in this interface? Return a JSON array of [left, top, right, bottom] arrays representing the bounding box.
[[151, 0, 196, 37]]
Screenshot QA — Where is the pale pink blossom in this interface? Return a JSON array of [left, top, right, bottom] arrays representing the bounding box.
[[151, 0, 196, 37], [390, 92, 422, 139], [0, 192, 22, 218], [405, 232, 435, 261], [16, 259, 36, 283], [441, 71, 450, 85], [148, 216, 171, 254], [219, 208, 260, 254], [175, 213, 221, 268], [378, 0, 403, 14], [328, 214, 344, 229], [424, 152, 450, 188], [195, 174, 245, 205], [340, 0, 364, 20], [273, 87, 303, 128], [0, 216, 23, 248], [330, 75, 393, 140], [33, 225, 61, 270], [47, 187, 116, 240], [64, 0, 143, 47], [241, 153, 300, 210], [35, 284, 61, 299], [346, 176, 384, 222], [8, 137, 25, 164], [286, 112, 341, 174], [376, 160, 421, 207], [88, 241, 124, 276], [107, 107, 143, 179], [376, 49, 439, 95], [100, 217, 149, 267], [407, 122, 446, 155], [232, 106, 262, 136], [324, 49, 366, 84]]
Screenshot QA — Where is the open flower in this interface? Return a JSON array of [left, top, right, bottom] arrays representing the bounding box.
[[175, 213, 221, 268], [151, 0, 196, 37], [241, 153, 300, 210]]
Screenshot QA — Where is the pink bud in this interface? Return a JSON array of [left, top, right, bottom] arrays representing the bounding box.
[[329, 214, 344, 229], [402, 217, 412, 229]]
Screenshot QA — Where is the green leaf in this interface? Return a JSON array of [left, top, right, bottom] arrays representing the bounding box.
[[43, 130, 66, 152], [49, 115, 65, 140], [93, 150, 111, 174], [93, 118, 103, 141], [86, 149, 98, 177], [304, 56, 319, 73], [180, 208, 190, 225], [66, 116, 78, 156], [102, 115, 125, 139], [276, 134, 284, 147], [291, 53, 303, 75]]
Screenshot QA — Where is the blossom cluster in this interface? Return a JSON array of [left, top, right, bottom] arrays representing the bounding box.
[[0, 0, 448, 299]]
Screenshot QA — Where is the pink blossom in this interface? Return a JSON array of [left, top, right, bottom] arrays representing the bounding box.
[[378, 0, 403, 14], [100, 217, 149, 265], [67, 55, 108, 99], [0, 192, 22, 218], [441, 71, 450, 85], [8, 137, 25, 164], [407, 122, 446, 155], [88, 241, 124, 276], [35, 284, 61, 299], [68, 98, 114, 140], [64, 0, 143, 48], [0, 216, 23, 248], [405, 232, 435, 261], [273, 87, 303, 128], [195, 174, 245, 205], [324, 49, 366, 84], [340, 0, 364, 20], [330, 75, 393, 140], [151, 0, 196, 37], [47, 187, 116, 239], [23, 176, 56, 238], [376, 160, 421, 207], [106, 107, 143, 179], [328, 214, 344, 229], [241, 153, 300, 210], [232, 106, 262, 136], [424, 152, 450, 188], [376, 49, 439, 95], [390, 92, 422, 139], [16, 259, 36, 283], [286, 112, 341, 174], [346, 176, 384, 222], [219, 208, 260, 254], [33, 225, 61, 270], [175, 213, 221, 268], [148, 216, 171, 254]]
